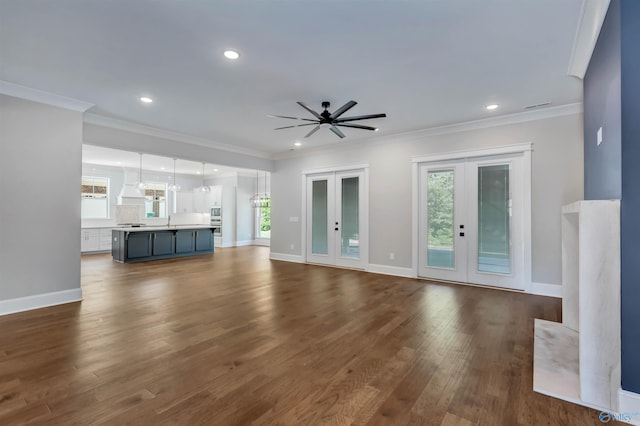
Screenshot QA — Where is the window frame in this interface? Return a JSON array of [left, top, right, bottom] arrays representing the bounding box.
[[81, 176, 110, 219]]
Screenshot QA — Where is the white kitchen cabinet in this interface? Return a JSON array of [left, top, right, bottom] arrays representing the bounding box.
[[176, 191, 194, 213], [99, 228, 113, 251], [81, 229, 100, 252], [210, 185, 222, 207], [81, 228, 113, 252]]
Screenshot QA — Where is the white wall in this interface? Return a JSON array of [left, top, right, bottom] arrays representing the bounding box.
[[0, 95, 83, 301], [271, 112, 584, 286], [236, 175, 256, 243]]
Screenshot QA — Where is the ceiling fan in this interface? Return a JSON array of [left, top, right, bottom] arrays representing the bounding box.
[[269, 100, 386, 139]]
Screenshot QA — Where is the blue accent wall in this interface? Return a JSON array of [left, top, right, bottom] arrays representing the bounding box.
[[583, 0, 621, 200], [584, 0, 640, 394], [620, 0, 640, 394]]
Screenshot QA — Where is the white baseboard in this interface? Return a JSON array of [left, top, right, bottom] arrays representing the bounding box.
[[270, 252, 304, 263], [532, 282, 562, 298], [235, 240, 254, 247], [253, 239, 271, 247], [367, 264, 416, 278], [0, 288, 83, 316], [617, 389, 640, 425]]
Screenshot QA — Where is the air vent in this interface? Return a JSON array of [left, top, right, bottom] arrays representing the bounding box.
[[524, 102, 551, 110]]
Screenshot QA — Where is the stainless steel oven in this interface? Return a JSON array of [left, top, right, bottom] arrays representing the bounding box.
[[210, 207, 222, 236]]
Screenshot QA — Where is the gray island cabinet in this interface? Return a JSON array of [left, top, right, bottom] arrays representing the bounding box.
[[112, 227, 214, 263]]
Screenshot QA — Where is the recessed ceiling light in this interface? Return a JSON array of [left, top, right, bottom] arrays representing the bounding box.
[[196, 170, 201, 174], [374, 128, 379, 132], [294, 142, 302, 147], [160, 167, 165, 170], [213, 168, 219, 172], [486, 104, 499, 110], [223, 50, 240, 60], [139, 96, 153, 103]]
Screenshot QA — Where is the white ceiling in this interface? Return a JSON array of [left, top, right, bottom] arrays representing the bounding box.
[[1, 0, 585, 156]]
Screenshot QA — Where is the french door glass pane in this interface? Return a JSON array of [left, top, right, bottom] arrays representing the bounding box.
[[311, 180, 328, 255], [477, 165, 511, 274], [340, 177, 359, 258], [427, 170, 455, 268]]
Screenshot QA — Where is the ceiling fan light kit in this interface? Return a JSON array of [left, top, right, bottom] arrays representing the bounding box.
[[270, 100, 386, 139]]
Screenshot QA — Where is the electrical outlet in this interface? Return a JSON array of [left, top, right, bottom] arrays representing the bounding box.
[[389, 252, 395, 260]]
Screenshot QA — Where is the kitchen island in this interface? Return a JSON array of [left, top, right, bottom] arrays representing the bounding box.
[[112, 226, 214, 263]]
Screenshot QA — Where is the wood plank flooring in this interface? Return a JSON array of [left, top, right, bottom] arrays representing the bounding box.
[[0, 246, 620, 425]]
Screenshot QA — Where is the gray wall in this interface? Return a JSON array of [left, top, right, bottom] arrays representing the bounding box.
[[620, 0, 640, 394], [84, 122, 274, 172], [583, 0, 640, 395], [272, 113, 584, 286], [583, 0, 621, 200], [0, 94, 82, 300]]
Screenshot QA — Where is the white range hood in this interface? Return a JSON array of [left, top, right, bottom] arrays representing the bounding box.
[[117, 170, 145, 205]]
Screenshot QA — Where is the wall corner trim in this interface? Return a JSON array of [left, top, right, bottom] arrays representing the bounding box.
[[366, 264, 416, 278], [618, 389, 640, 425], [0, 80, 94, 112], [0, 288, 83, 317], [532, 282, 563, 298], [567, 0, 612, 79], [270, 252, 304, 263]]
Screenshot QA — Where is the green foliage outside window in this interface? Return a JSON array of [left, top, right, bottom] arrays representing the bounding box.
[[427, 171, 454, 247], [260, 204, 271, 231]]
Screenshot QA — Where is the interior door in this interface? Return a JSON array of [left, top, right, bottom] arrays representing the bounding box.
[[306, 170, 366, 269], [418, 153, 525, 290]]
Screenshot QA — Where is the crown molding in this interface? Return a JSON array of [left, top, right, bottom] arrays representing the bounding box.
[[567, 0, 611, 79], [0, 80, 94, 112], [274, 103, 583, 160], [84, 113, 273, 160]]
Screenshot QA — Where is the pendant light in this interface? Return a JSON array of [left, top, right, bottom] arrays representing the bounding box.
[[199, 162, 211, 192], [168, 158, 181, 192], [136, 153, 147, 190], [250, 170, 270, 208]]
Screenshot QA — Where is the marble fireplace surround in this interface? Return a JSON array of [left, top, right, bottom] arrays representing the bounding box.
[[534, 200, 624, 418]]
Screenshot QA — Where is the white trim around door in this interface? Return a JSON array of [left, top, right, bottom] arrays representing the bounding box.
[[412, 143, 533, 292], [301, 164, 369, 269]]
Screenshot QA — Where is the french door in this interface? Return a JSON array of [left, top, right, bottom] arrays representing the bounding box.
[[306, 169, 366, 269], [418, 153, 525, 290]]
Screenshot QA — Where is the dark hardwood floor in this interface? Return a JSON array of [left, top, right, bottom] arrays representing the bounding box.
[[0, 246, 618, 425]]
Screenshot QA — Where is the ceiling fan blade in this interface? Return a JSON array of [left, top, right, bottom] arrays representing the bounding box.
[[335, 123, 378, 131], [330, 126, 346, 139], [334, 113, 387, 123], [274, 123, 318, 130], [297, 102, 323, 120], [330, 100, 357, 120], [304, 125, 321, 138], [267, 114, 317, 122]]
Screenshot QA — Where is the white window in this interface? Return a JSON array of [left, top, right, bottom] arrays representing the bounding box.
[[81, 176, 109, 219], [255, 200, 271, 239], [144, 182, 167, 218]]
